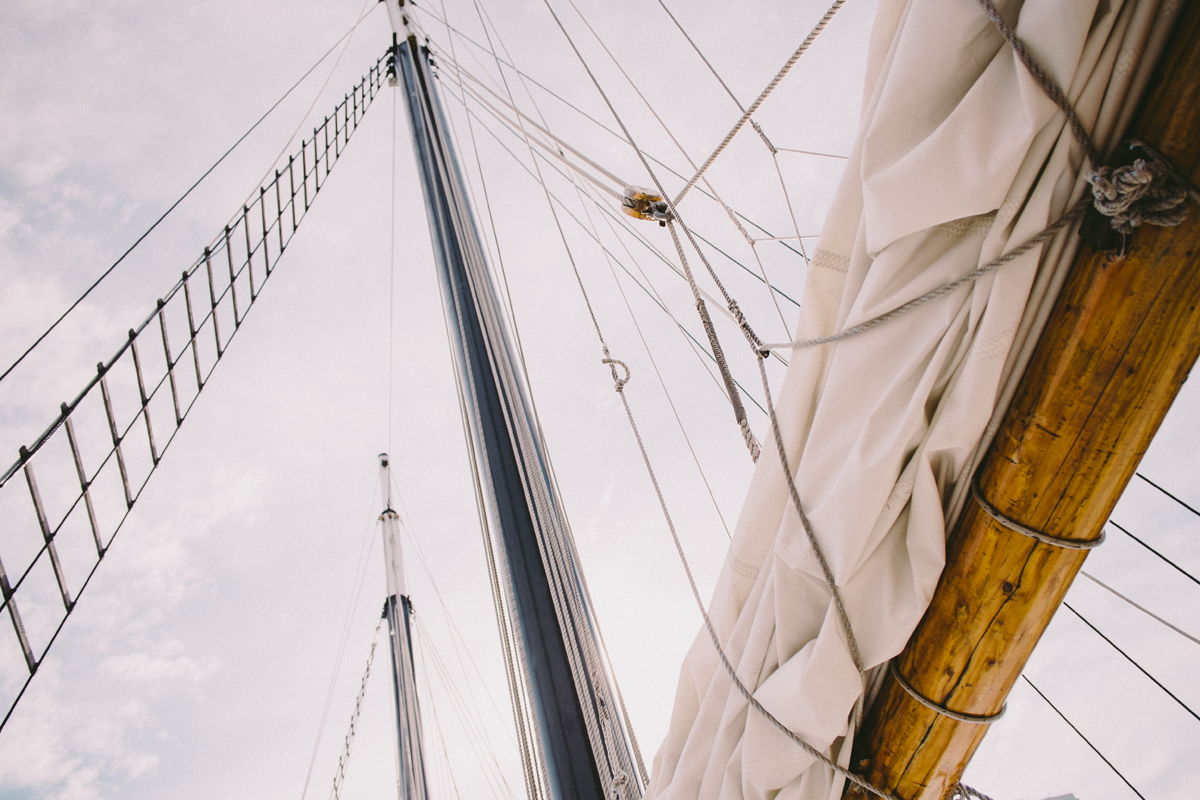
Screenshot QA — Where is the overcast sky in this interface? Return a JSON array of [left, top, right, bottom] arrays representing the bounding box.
[[0, 1, 1196, 799]]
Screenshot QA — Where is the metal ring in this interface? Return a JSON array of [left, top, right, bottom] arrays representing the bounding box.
[[971, 483, 1105, 550], [889, 661, 1006, 724]]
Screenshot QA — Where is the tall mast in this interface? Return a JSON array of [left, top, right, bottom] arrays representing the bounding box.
[[379, 453, 430, 800], [383, 5, 643, 800]]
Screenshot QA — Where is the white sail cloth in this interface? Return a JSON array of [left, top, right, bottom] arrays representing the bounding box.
[[647, 1, 1171, 799]]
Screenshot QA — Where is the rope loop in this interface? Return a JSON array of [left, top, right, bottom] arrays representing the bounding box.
[[602, 357, 631, 393]]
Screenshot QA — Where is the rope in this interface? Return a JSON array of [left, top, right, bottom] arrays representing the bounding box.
[[673, 0, 848, 206], [1079, 571, 1200, 647], [665, 221, 761, 462], [1087, 140, 1193, 234], [606, 350, 899, 800], [0, 14, 372, 388], [760, 199, 1090, 351]]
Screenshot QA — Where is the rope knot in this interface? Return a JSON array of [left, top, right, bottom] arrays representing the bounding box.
[[602, 357, 630, 393], [1087, 144, 1192, 235]]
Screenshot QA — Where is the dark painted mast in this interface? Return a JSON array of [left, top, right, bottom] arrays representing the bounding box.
[[379, 454, 430, 800], [383, 4, 643, 800]]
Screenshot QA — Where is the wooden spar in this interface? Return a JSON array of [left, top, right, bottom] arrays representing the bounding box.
[[846, 6, 1200, 799]]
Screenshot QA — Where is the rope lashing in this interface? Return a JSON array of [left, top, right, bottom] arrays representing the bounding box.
[[1087, 139, 1199, 234], [972, 484, 1106, 550], [889, 661, 1008, 724]]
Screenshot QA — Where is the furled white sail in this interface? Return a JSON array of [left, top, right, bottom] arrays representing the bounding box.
[[648, 1, 1173, 799]]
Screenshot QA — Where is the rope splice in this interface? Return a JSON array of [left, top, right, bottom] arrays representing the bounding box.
[[620, 185, 673, 226]]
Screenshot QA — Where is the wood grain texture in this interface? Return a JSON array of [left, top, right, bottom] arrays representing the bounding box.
[[846, 4, 1200, 798]]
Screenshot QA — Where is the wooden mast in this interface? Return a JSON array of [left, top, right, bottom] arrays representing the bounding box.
[[846, 5, 1200, 798]]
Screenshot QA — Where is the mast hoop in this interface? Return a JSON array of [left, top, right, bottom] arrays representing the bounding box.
[[888, 661, 1007, 724], [971, 483, 1106, 551]]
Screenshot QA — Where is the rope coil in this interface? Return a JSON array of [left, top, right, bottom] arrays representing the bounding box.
[[1087, 139, 1198, 234]]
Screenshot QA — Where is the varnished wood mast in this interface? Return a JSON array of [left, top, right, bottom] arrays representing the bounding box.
[[845, 5, 1200, 799]]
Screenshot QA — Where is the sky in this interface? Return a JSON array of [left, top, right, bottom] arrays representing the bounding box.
[[0, 1, 1196, 799]]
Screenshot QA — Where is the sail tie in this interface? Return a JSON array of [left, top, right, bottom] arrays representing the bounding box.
[[1087, 139, 1198, 235]]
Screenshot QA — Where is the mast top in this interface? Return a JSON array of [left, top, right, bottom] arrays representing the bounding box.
[[383, 0, 417, 41]]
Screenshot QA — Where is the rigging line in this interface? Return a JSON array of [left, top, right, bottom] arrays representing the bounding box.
[[1079, 570, 1200, 647], [560, 0, 792, 338], [438, 6, 627, 784], [450, 95, 767, 415], [1135, 472, 1200, 519], [775, 147, 849, 159], [442, 79, 764, 418], [655, 0, 745, 111], [423, 38, 810, 262], [414, 612, 520, 800], [439, 70, 799, 327], [300, 483, 383, 800], [541, 2, 881, 785], [1062, 602, 1199, 723], [0, 13, 370, 388], [1108, 519, 1200, 588], [250, 0, 377, 196], [610, 327, 898, 800], [390, 474, 521, 750], [580, 179, 734, 538], [456, 80, 622, 198], [419, 632, 465, 800], [674, 0, 848, 206], [537, 0, 766, 465], [414, 621, 466, 800], [757, 122, 813, 266], [567, 136, 733, 539], [422, 37, 810, 265], [1021, 675, 1147, 800]]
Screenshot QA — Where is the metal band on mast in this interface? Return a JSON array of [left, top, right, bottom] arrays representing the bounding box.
[[384, 4, 642, 800]]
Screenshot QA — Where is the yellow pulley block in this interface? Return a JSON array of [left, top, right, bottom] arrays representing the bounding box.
[[620, 185, 673, 226]]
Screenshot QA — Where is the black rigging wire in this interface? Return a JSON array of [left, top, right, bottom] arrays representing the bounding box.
[[1062, 602, 1199, 722], [1108, 519, 1200, 588], [1135, 472, 1200, 519], [1022, 675, 1147, 800], [0, 18, 368, 388]]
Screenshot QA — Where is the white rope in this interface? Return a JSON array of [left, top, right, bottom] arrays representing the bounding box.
[[673, 0, 848, 206]]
